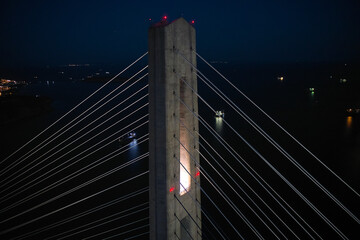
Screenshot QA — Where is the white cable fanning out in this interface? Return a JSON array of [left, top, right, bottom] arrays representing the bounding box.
[[178, 116, 300, 240], [0, 134, 149, 214], [13, 188, 148, 240], [0, 130, 148, 214], [54, 209, 148, 240], [52, 204, 149, 240], [88, 223, 149, 240], [0, 170, 149, 236], [88, 222, 150, 240], [124, 231, 150, 240], [0, 113, 148, 203], [0, 67, 147, 183], [0, 106, 148, 200], [197, 145, 296, 240], [0, 151, 149, 226], [182, 89, 346, 238], [1, 74, 148, 180], [184, 70, 360, 225], [175, 120, 283, 239], [174, 155, 245, 240], [1, 151, 148, 227], [177, 94, 348, 240], [191, 68, 360, 224], [0, 111, 149, 203], [197, 149, 286, 239], [193, 109, 321, 239], [0, 85, 149, 190], [59, 216, 148, 240], [176, 91, 322, 239], [0, 52, 148, 168], [0, 69, 148, 179], [175, 72, 302, 239], [194, 51, 360, 199], [178, 61, 359, 225], [175, 136, 265, 240], [175, 65, 321, 240], [200, 171, 264, 239]]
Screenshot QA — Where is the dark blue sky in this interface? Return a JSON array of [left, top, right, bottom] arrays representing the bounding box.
[[0, 0, 359, 67]]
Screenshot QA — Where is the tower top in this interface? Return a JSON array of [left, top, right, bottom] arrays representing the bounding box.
[[150, 17, 194, 29]]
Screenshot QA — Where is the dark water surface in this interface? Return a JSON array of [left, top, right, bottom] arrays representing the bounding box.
[[1, 62, 359, 239], [198, 62, 360, 239]]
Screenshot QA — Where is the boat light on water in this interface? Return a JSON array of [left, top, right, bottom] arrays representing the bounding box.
[[119, 132, 137, 143], [215, 110, 224, 118], [340, 78, 347, 83], [346, 108, 360, 116]]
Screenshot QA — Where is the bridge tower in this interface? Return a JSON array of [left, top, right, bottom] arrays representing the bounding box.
[[149, 18, 201, 240]]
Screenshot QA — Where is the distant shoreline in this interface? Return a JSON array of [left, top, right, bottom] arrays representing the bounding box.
[[82, 75, 128, 83]]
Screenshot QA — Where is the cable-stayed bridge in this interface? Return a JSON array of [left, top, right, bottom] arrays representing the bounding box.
[[0, 18, 359, 240]]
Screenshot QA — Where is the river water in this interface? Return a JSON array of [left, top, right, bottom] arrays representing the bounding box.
[[0, 61, 359, 239]]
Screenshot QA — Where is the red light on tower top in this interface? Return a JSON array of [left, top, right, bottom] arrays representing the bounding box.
[[169, 186, 175, 192], [163, 15, 168, 20], [191, 20, 195, 25]]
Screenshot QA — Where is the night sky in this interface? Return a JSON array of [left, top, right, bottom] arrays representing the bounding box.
[[0, 0, 360, 67]]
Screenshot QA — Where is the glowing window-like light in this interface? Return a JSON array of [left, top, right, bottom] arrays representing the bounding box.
[[180, 165, 190, 195], [180, 144, 191, 196]]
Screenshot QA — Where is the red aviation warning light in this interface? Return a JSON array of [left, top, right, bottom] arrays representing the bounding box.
[[191, 20, 195, 25], [160, 15, 168, 24], [195, 171, 200, 177], [169, 186, 175, 193]]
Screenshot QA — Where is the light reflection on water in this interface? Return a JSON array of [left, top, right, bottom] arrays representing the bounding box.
[[215, 116, 224, 135], [128, 139, 139, 159], [308, 90, 315, 103], [345, 116, 353, 137], [346, 116, 352, 129]]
